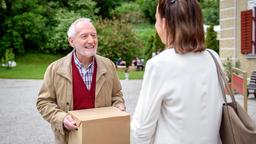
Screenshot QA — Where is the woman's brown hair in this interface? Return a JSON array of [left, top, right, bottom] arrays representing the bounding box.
[[158, 0, 205, 54]]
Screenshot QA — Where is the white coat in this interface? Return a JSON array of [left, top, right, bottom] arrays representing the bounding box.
[[131, 48, 223, 144]]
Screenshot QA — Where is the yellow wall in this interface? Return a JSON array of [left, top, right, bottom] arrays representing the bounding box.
[[220, 0, 256, 76]]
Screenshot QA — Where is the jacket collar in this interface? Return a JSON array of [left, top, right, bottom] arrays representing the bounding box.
[[56, 52, 107, 83]]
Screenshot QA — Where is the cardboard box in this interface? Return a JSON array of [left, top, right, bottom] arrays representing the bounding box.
[[68, 107, 130, 144]]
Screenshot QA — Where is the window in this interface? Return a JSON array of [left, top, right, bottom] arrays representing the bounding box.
[[242, 0, 256, 58]]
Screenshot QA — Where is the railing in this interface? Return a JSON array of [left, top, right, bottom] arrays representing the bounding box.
[[231, 67, 248, 112]]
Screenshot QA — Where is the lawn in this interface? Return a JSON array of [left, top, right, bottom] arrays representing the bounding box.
[[0, 53, 144, 80], [118, 70, 144, 80], [0, 53, 64, 79]]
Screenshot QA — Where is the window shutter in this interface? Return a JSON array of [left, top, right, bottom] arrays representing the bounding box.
[[241, 9, 253, 54]]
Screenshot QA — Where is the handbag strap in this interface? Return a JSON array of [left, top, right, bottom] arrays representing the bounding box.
[[207, 50, 236, 105]]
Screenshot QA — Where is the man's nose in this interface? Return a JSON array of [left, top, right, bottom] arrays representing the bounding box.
[[87, 35, 95, 43]]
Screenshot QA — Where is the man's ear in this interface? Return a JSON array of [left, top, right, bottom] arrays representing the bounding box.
[[68, 37, 74, 47]]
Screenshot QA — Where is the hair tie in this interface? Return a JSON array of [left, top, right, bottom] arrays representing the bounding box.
[[168, 0, 176, 4]]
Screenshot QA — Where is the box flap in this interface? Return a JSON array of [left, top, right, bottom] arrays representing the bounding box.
[[68, 107, 130, 124]]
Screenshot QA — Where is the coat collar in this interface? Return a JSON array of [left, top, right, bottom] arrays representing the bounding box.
[[56, 52, 107, 84]]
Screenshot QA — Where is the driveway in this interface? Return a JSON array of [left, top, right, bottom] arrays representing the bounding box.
[[0, 79, 255, 144]]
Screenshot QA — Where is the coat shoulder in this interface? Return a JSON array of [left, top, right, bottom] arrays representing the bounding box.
[[47, 53, 72, 70], [96, 55, 114, 66]]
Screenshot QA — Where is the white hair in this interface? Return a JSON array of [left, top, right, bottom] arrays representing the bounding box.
[[67, 18, 92, 38]]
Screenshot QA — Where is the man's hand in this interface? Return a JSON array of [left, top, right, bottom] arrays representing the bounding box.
[[116, 104, 126, 111], [63, 115, 78, 131]]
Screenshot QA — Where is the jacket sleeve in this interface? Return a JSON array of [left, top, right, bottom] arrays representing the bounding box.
[[110, 61, 126, 108], [36, 64, 67, 135], [131, 60, 163, 144]]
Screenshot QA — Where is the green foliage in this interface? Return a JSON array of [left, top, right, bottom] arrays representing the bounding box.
[[111, 2, 145, 24], [136, 0, 157, 23], [200, 0, 219, 25], [144, 32, 165, 61], [43, 9, 80, 53], [67, 0, 98, 19], [223, 57, 241, 82], [0, 0, 47, 55], [95, 19, 143, 66], [145, 35, 154, 61], [1, 48, 15, 68], [93, 0, 122, 19], [154, 32, 165, 52], [42, 0, 98, 54], [206, 25, 219, 54], [0, 0, 98, 56]]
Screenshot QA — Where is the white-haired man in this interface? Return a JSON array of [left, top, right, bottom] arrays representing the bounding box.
[[36, 18, 126, 144]]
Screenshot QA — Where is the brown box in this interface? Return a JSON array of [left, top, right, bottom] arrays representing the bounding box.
[[68, 107, 130, 144]]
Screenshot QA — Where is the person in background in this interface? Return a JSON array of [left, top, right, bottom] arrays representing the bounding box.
[[131, 0, 223, 143], [36, 18, 125, 144]]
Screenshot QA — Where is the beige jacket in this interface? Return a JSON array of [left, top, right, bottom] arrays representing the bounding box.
[[36, 52, 125, 144]]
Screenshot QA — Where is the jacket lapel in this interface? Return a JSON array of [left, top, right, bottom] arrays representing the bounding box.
[[95, 55, 107, 96], [56, 52, 73, 110], [56, 52, 73, 82]]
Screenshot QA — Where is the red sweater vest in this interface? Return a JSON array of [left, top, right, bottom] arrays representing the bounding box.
[[72, 56, 97, 110]]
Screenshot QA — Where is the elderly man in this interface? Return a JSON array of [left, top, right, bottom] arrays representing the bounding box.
[[36, 18, 125, 144]]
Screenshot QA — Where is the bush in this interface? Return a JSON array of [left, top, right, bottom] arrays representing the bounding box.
[[136, 0, 157, 23], [206, 25, 219, 54], [1, 48, 15, 68], [223, 57, 241, 82], [144, 32, 165, 61], [43, 9, 80, 54], [0, 0, 47, 55], [43, 0, 98, 54], [95, 19, 143, 66], [111, 2, 146, 24]]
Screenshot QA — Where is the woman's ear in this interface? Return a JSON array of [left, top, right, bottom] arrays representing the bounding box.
[[162, 18, 166, 29]]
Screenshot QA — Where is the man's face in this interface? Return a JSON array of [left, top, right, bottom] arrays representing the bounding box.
[[69, 21, 98, 57]]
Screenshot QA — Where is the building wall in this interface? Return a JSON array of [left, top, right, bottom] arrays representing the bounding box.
[[220, 0, 256, 76]]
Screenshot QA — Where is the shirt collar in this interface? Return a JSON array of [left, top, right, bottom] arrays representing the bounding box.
[[73, 51, 94, 70]]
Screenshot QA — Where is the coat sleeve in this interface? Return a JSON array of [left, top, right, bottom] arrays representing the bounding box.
[[110, 61, 126, 108], [36, 64, 67, 135], [131, 60, 164, 144]]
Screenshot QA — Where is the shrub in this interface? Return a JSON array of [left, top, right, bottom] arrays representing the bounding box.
[[95, 19, 143, 66], [223, 57, 241, 82], [144, 32, 165, 61], [110, 2, 146, 24], [206, 25, 219, 54]]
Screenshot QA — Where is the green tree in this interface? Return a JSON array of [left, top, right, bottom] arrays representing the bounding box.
[[1, 48, 15, 68], [144, 32, 165, 61], [93, 0, 122, 19], [42, 0, 98, 53], [153, 32, 165, 52], [95, 19, 143, 66], [200, 0, 219, 25], [43, 9, 81, 54], [110, 2, 145, 24], [0, 0, 47, 56], [206, 25, 219, 54], [136, 0, 157, 23], [145, 35, 154, 61]]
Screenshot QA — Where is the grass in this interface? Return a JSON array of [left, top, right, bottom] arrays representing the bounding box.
[[117, 70, 144, 80], [0, 53, 144, 80], [0, 53, 64, 79]]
